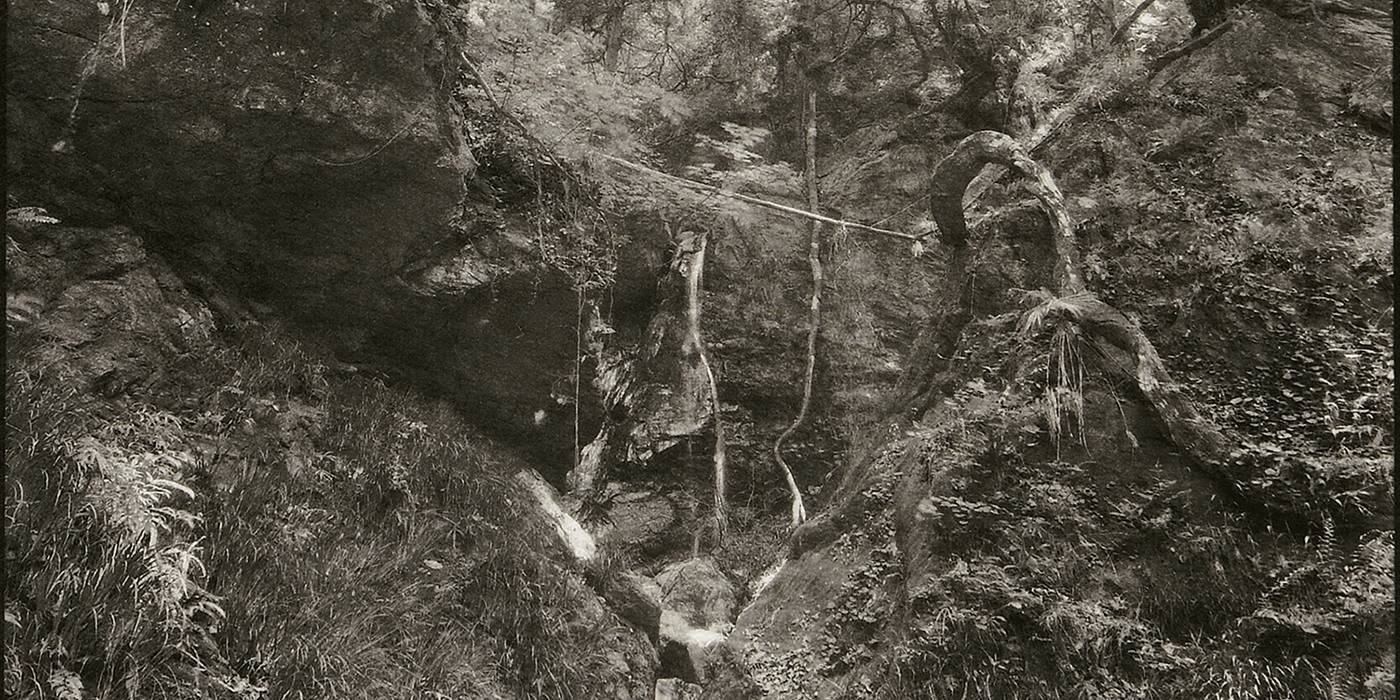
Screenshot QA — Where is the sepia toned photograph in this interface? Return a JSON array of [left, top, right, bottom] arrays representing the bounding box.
[[5, 0, 1392, 697]]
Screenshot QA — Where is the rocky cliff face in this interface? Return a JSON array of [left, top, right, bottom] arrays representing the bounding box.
[[8, 0, 600, 467]]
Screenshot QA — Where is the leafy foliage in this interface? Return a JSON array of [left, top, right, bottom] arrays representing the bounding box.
[[6, 348, 227, 698]]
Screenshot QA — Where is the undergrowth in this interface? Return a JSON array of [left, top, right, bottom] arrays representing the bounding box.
[[6, 282, 644, 699], [855, 302, 1394, 700]]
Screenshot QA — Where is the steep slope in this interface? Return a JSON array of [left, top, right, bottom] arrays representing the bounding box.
[[4, 216, 656, 699], [724, 4, 1392, 698]]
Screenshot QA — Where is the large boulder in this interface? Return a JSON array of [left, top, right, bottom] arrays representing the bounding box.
[[6, 0, 599, 468], [656, 557, 738, 631], [8, 0, 473, 322], [595, 487, 683, 557], [653, 557, 746, 685], [6, 216, 218, 399]]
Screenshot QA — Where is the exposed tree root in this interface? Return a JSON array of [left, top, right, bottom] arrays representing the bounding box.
[[1032, 294, 1237, 484], [942, 133, 1232, 489], [772, 91, 824, 529]]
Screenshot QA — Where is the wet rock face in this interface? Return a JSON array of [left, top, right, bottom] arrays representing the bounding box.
[[5, 0, 605, 467], [8, 0, 472, 327]]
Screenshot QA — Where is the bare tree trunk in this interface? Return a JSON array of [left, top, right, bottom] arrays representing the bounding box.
[[929, 131, 1084, 293], [602, 9, 624, 71]]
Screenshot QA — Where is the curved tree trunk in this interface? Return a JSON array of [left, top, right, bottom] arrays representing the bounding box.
[[928, 130, 1084, 294], [916, 130, 1318, 514], [1112, 0, 1159, 44]]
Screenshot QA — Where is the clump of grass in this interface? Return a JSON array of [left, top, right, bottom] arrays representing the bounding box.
[[6, 323, 224, 698]]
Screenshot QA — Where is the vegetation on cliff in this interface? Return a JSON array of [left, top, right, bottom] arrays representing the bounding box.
[[5, 0, 1392, 697]]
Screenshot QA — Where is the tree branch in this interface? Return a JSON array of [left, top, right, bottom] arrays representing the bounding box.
[[459, 52, 579, 188], [595, 153, 924, 242], [1148, 20, 1235, 77], [1111, 0, 1158, 44]]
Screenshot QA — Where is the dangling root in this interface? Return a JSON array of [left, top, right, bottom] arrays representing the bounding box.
[[773, 90, 825, 528]]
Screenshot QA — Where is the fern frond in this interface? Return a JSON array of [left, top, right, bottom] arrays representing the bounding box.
[[148, 478, 196, 500], [6, 206, 60, 225], [1018, 290, 1099, 336]]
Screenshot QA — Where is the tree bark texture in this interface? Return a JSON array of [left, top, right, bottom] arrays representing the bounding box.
[[929, 131, 1084, 294], [1112, 0, 1159, 44]]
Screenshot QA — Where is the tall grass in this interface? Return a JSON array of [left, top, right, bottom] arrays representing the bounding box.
[[7, 308, 647, 699], [6, 324, 217, 698]]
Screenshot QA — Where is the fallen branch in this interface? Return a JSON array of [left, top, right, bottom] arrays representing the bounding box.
[[595, 153, 922, 242], [1149, 20, 1235, 77], [1112, 0, 1158, 44]]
